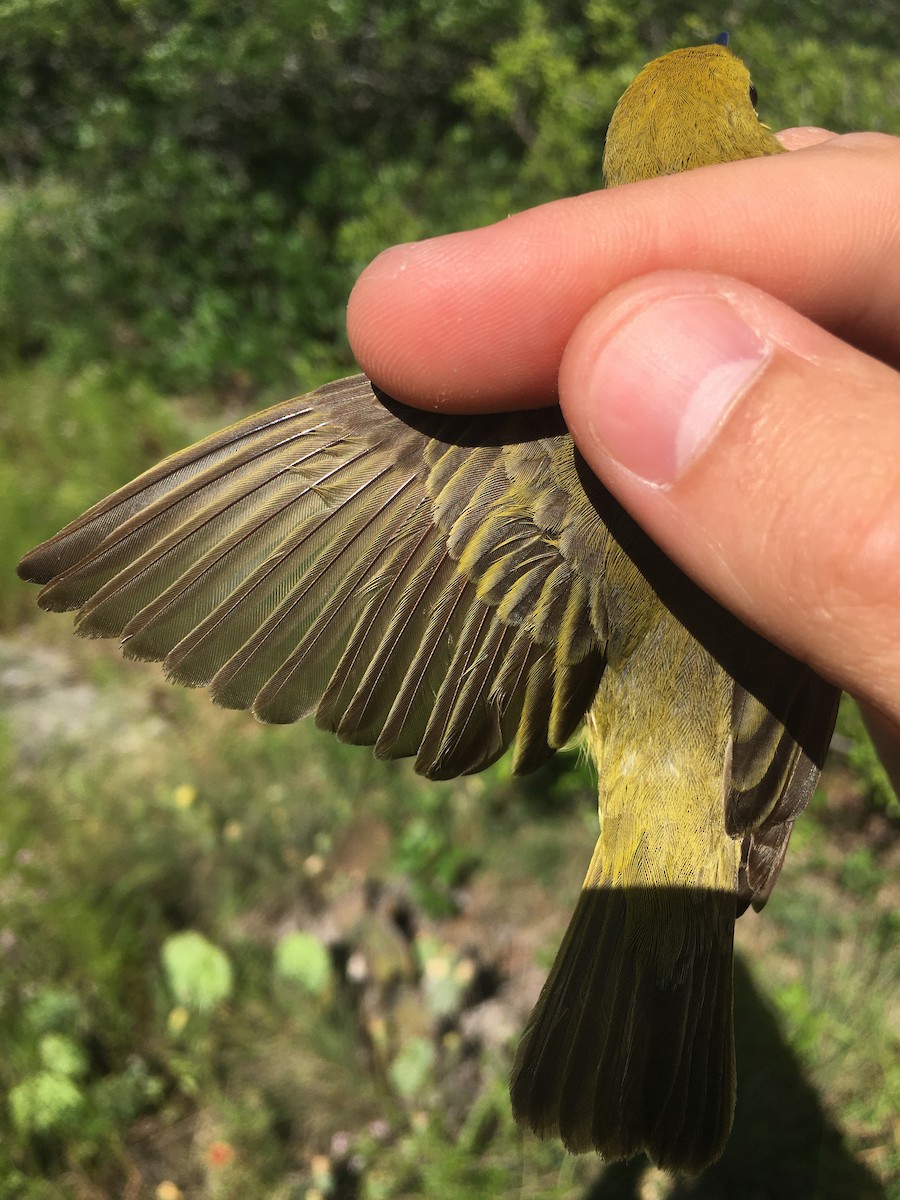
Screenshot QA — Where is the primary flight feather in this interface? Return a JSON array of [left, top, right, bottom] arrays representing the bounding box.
[[18, 41, 839, 1172]]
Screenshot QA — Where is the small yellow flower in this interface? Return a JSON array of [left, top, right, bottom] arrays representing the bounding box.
[[453, 958, 476, 986], [167, 1006, 190, 1036], [172, 784, 196, 809], [424, 955, 449, 982]]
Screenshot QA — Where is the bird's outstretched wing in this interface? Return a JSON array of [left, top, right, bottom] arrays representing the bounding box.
[[18, 372, 839, 906], [18, 375, 610, 779]]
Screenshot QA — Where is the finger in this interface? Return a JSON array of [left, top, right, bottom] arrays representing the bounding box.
[[775, 126, 836, 150], [346, 134, 900, 411], [558, 268, 900, 725]]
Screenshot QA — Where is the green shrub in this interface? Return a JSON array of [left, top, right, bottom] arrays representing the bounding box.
[[2, 2, 896, 393]]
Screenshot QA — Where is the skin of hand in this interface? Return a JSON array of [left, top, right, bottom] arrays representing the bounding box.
[[347, 131, 900, 767]]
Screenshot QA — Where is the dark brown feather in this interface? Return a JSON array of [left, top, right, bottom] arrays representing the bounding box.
[[511, 886, 737, 1173]]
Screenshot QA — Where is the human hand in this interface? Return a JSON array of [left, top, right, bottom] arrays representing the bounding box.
[[347, 132, 900, 763]]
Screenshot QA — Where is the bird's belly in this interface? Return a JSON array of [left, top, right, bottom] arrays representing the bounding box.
[[584, 610, 740, 894]]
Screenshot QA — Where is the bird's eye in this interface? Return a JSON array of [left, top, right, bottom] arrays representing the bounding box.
[[749, 84, 758, 109]]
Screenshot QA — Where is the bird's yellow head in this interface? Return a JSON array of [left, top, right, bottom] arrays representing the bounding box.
[[602, 42, 784, 187]]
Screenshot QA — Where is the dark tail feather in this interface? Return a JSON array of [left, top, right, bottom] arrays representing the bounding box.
[[510, 883, 736, 1173]]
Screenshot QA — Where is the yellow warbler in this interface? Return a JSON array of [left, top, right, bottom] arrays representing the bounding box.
[[603, 38, 786, 185], [18, 41, 838, 1172]]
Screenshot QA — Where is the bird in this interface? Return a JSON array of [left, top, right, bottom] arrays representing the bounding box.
[[17, 38, 839, 1173]]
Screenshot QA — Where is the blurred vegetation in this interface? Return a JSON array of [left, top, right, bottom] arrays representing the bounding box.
[[1, 1, 898, 1197], [0, 0, 898, 393], [0, 626, 897, 1198]]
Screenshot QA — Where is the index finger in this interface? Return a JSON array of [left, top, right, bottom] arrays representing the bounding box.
[[346, 133, 900, 412]]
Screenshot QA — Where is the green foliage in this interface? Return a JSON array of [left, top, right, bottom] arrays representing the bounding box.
[[393, 787, 481, 917], [417, 936, 474, 1017], [840, 845, 884, 898], [388, 1035, 436, 1098], [0, 629, 599, 1193], [836, 696, 899, 814], [0, 0, 528, 390], [274, 930, 332, 995], [8, 1072, 84, 1136], [162, 930, 234, 1013], [37, 1033, 87, 1079], [0, 2, 896, 394], [0, 364, 188, 624], [1, 584, 897, 1192], [733, 26, 900, 132], [457, 3, 612, 197], [20, 987, 82, 1038]]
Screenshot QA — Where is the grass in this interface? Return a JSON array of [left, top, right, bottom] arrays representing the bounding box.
[[1, 366, 898, 1198]]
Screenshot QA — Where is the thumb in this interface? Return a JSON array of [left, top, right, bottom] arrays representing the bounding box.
[[559, 269, 900, 729]]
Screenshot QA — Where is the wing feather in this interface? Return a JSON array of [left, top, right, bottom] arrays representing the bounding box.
[[19, 375, 609, 777], [18, 372, 836, 812], [728, 671, 840, 911]]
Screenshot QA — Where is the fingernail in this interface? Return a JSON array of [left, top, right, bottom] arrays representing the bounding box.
[[585, 293, 772, 485]]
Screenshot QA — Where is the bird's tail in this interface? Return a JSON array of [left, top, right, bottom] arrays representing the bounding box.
[[509, 846, 737, 1173]]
